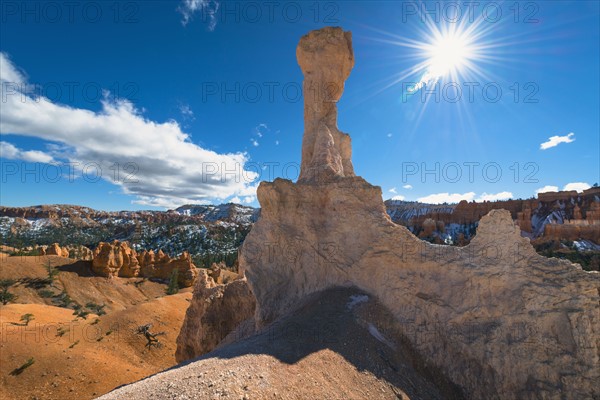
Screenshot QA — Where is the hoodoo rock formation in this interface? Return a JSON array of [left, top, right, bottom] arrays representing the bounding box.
[[239, 27, 600, 399], [297, 27, 355, 183], [45, 243, 69, 257], [92, 241, 140, 278], [91, 241, 198, 287]]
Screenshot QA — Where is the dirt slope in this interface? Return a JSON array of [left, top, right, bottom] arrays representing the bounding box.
[[0, 255, 175, 310], [99, 287, 465, 400], [0, 254, 193, 399], [0, 292, 191, 400]]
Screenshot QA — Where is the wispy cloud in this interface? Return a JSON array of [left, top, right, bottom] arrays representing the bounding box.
[[255, 123, 268, 138], [0, 53, 26, 84], [249, 123, 270, 147], [388, 187, 397, 194], [0, 141, 55, 163], [0, 52, 258, 209], [540, 132, 575, 150], [403, 184, 413, 190], [178, 0, 219, 30], [179, 104, 195, 120]]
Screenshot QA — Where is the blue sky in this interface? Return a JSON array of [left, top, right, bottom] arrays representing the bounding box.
[[1, 0, 598, 210]]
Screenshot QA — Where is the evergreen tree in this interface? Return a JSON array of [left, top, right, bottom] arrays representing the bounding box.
[[0, 279, 17, 305], [165, 268, 179, 295]]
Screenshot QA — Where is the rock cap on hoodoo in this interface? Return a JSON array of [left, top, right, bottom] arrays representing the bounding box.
[[297, 26, 356, 184]]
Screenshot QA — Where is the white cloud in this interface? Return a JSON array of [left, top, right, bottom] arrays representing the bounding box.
[[230, 195, 256, 205], [540, 133, 575, 150], [391, 195, 405, 201], [388, 187, 397, 194], [535, 185, 559, 195], [275, 140, 280, 146], [476, 191, 513, 202], [0, 53, 26, 85], [178, 0, 219, 30], [0, 52, 258, 209], [387, 133, 392, 138], [563, 182, 591, 192], [403, 184, 413, 190], [250, 138, 259, 147], [236, 182, 259, 198], [0, 141, 55, 163], [179, 104, 194, 120], [417, 191, 513, 204], [417, 192, 476, 204]]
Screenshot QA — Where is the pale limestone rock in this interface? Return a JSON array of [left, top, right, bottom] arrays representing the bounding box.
[[238, 27, 600, 400], [175, 270, 255, 362], [297, 27, 355, 183]]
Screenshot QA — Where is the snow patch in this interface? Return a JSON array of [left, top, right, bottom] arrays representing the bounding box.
[[573, 240, 600, 252], [346, 294, 369, 310], [367, 323, 396, 350]]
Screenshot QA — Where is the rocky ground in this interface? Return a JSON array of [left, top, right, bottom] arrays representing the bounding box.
[[100, 288, 464, 400]]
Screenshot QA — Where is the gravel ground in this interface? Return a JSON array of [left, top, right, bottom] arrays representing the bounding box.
[[98, 287, 465, 400]]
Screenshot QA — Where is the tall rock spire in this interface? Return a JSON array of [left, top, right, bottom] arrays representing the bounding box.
[[297, 27, 356, 183]]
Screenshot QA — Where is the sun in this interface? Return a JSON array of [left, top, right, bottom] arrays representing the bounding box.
[[403, 25, 482, 93], [425, 32, 475, 78]]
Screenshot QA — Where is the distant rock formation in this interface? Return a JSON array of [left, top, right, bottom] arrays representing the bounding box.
[[239, 27, 600, 399], [65, 244, 93, 261], [138, 249, 198, 287], [91, 241, 198, 287], [385, 186, 600, 245], [45, 243, 69, 258], [175, 270, 255, 362], [92, 241, 140, 277]]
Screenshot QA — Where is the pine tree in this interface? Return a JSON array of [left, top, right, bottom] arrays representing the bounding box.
[[46, 260, 59, 285], [0, 279, 17, 305], [165, 268, 179, 295], [20, 313, 34, 326]]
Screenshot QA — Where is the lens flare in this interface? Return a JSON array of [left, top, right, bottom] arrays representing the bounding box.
[[426, 32, 475, 78]]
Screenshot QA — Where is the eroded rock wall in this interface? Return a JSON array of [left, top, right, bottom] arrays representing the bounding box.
[[175, 270, 255, 362]]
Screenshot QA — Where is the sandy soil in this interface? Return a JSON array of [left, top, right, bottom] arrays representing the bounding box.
[[0, 255, 193, 400], [0, 255, 185, 311]]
